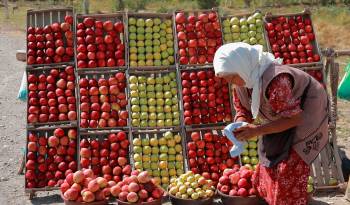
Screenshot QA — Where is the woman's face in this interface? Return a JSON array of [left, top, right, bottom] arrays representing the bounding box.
[[222, 74, 246, 87]]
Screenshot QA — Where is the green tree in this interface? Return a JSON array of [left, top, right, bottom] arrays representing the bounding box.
[[197, 0, 220, 9]]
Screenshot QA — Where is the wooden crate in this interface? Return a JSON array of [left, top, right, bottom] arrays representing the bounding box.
[[263, 9, 323, 67], [173, 9, 222, 67], [129, 128, 186, 189], [25, 125, 78, 198], [77, 69, 129, 132], [178, 66, 235, 129], [26, 63, 78, 128], [183, 126, 241, 182], [220, 10, 267, 49], [75, 13, 127, 71], [79, 129, 131, 179], [127, 66, 181, 130], [126, 12, 176, 69], [26, 8, 75, 68]]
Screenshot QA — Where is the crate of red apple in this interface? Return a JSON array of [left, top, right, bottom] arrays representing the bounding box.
[[26, 9, 74, 65], [174, 10, 222, 65], [186, 129, 239, 185], [264, 9, 322, 65], [25, 127, 78, 189], [180, 68, 233, 126], [78, 71, 128, 129], [217, 166, 262, 205], [75, 13, 126, 69], [27, 65, 77, 125], [79, 131, 131, 182]]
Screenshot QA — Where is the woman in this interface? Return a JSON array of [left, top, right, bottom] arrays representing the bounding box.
[[213, 42, 329, 205]]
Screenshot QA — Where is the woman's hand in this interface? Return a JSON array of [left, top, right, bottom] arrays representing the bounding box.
[[234, 124, 261, 141]]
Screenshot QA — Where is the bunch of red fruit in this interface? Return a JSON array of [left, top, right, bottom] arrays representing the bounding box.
[[175, 11, 222, 65], [27, 66, 76, 124], [79, 72, 128, 128], [26, 128, 77, 188], [217, 166, 256, 197], [61, 169, 114, 202], [265, 15, 320, 64], [76, 17, 125, 68], [27, 15, 74, 65], [306, 70, 323, 83], [187, 131, 237, 184], [110, 170, 164, 203], [181, 69, 232, 125], [79, 131, 131, 182]]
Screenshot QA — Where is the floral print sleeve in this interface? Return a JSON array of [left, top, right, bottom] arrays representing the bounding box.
[[266, 73, 302, 118], [233, 88, 253, 122]]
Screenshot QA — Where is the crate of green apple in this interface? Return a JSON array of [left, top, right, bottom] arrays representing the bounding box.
[[180, 67, 233, 126], [264, 9, 322, 65], [75, 13, 126, 69], [79, 130, 131, 182], [221, 10, 266, 47], [127, 13, 175, 68], [174, 9, 222, 65], [78, 70, 128, 129], [240, 137, 259, 170], [131, 129, 186, 190], [25, 127, 78, 190], [128, 67, 181, 128], [185, 128, 239, 185], [27, 64, 77, 125], [26, 8, 74, 66]]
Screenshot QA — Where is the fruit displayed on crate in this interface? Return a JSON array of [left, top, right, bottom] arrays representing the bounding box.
[[60, 169, 112, 202], [132, 131, 185, 190], [168, 171, 215, 200], [265, 14, 320, 64], [25, 128, 77, 188], [307, 176, 314, 193], [217, 166, 256, 197], [186, 131, 238, 184], [110, 170, 164, 203], [306, 70, 324, 85], [27, 15, 74, 65], [240, 137, 259, 170], [27, 66, 76, 124], [175, 11, 222, 65], [128, 16, 175, 67], [181, 69, 232, 125], [79, 131, 131, 182], [221, 11, 265, 46], [79, 72, 128, 128], [76, 17, 125, 68], [129, 72, 180, 127]]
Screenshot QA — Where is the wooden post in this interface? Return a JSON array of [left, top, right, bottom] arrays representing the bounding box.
[[4, 0, 9, 19], [83, 0, 90, 14], [346, 177, 350, 201]]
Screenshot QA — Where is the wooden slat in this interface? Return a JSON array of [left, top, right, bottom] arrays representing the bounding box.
[[320, 147, 331, 185], [312, 154, 324, 186]]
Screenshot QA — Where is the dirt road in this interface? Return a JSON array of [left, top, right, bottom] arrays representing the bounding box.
[[0, 30, 348, 205]]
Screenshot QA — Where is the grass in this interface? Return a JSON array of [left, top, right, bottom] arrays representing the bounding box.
[[1, 0, 349, 139]]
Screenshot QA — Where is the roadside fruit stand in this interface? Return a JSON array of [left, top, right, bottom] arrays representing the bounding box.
[[23, 6, 344, 203]]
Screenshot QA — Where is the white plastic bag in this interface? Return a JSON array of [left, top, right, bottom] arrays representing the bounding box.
[[224, 122, 248, 157], [17, 71, 27, 102]]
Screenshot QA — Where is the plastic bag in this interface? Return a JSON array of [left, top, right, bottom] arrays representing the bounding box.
[[338, 63, 350, 100], [224, 122, 248, 157], [17, 72, 27, 102]]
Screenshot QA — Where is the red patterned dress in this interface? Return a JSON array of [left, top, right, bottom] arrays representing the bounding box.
[[233, 74, 310, 205]]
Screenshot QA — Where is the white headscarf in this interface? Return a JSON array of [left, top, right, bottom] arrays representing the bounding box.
[[213, 42, 282, 119]]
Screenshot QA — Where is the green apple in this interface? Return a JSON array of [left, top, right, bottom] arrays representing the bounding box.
[[240, 17, 247, 25], [131, 98, 139, 105], [129, 76, 138, 83], [171, 104, 179, 112], [175, 162, 183, 169], [138, 83, 146, 91], [133, 138, 141, 146], [240, 32, 248, 40], [168, 162, 175, 169], [250, 37, 257, 45], [147, 77, 155, 85], [141, 138, 149, 146], [130, 61, 137, 67], [148, 106, 156, 113], [130, 46, 137, 54], [175, 154, 183, 162], [157, 120, 164, 127], [223, 19, 230, 27], [148, 98, 156, 106], [146, 53, 153, 61], [132, 119, 140, 126], [131, 105, 140, 112], [129, 17, 136, 25], [241, 148, 248, 156], [137, 76, 146, 83], [137, 40, 144, 47], [151, 162, 158, 170], [166, 27, 172, 34], [134, 145, 142, 153], [165, 119, 173, 126], [248, 141, 257, 149], [256, 19, 263, 26], [149, 112, 157, 120], [157, 113, 165, 120], [251, 157, 259, 165], [156, 105, 163, 113], [154, 60, 161, 66], [165, 99, 172, 106], [171, 96, 178, 104], [232, 32, 240, 40], [130, 90, 138, 97], [129, 33, 137, 40], [151, 154, 158, 161], [137, 26, 145, 33], [130, 53, 137, 61], [328, 178, 338, 186], [223, 27, 231, 34], [248, 30, 256, 38], [148, 120, 156, 127], [249, 149, 257, 157], [145, 27, 153, 33], [146, 84, 154, 92], [130, 40, 137, 47], [242, 156, 251, 164], [163, 84, 170, 91], [165, 19, 172, 27], [247, 16, 255, 24], [164, 105, 172, 113], [131, 112, 140, 119], [160, 145, 168, 153], [136, 18, 145, 27], [143, 162, 151, 169], [137, 34, 145, 41], [140, 112, 148, 120], [145, 19, 153, 27], [158, 137, 166, 145], [140, 99, 148, 106], [258, 38, 265, 45], [159, 153, 168, 161], [231, 25, 240, 32], [147, 91, 155, 98], [230, 17, 239, 25], [173, 119, 180, 126], [156, 98, 164, 106], [154, 18, 161, 25], [253, 12, 262, 19], [165, 113, 172, 119], [153, 25, 160, 33], [155, 77, 163, 84], [308, 176, 314, 184], [140, 120, 148, 127], [151, 147, 159, 154], [143, 146, 152, 154], [155, 85, 163, 92], [166, 34, 173, 40], [175, 144, 182, 153], [134, 153, 142, 162], [135, 162, 143, 169], [307, 184, 314, 193], [224, 34, 232, 42], [168, 148, 176, 155], [241, 25, 248, 33], [150, 138, 158, 146]]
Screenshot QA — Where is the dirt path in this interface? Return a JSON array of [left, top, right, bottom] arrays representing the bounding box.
[[0, 30, 348, 205]]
